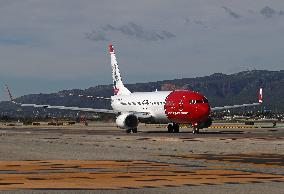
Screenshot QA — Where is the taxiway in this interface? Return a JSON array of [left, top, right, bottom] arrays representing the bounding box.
[[0, 122, 283, 193]]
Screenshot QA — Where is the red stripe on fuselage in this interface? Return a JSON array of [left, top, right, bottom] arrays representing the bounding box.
[[164, 90, 210, 124]]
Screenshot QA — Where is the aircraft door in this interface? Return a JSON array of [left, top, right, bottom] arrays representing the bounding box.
[[142, 99, 149, 111], [178, 99, 183, 111]]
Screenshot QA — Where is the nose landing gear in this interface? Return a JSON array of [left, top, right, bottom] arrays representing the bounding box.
[[192, 127, 199, 134], [192, 123, 200, 134]]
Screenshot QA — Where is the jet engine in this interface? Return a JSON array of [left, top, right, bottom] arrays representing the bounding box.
[[199, 117, 213, 129], [116, 113, 139, 129]]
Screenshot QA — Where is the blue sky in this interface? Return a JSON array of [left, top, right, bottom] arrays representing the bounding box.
[[1, 0, 284, 100]]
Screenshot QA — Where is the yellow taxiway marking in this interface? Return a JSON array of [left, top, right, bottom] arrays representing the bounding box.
[[0, 160, 283, 190]]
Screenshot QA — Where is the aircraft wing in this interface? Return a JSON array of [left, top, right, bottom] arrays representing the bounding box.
[[19, 103, 118, 114], [5, 85, 152, 116], [211, 88, 263, 111], [211, 102, 261, 111], [14, 102, 154, 118], [9, 101, 154, 119], [5, 84, 117, 114]]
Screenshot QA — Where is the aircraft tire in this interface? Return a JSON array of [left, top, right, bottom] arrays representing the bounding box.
[[132, 128, 138, 133], [126, 129, 132, 133], [167, 124, 173, 133], [173, 123, 180, 133], [192, 128, 199, 134]]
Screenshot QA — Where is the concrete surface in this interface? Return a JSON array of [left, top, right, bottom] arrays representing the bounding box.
[[0, 123, 283, 193]]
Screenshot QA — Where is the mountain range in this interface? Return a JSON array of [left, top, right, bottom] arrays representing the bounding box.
[[1, 70, 283, 119]]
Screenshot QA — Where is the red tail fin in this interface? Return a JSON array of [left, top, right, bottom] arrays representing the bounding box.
[[109, 44, 114, 53]]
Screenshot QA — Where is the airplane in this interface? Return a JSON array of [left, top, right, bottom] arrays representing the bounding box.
[[6, 44, 263, 134]]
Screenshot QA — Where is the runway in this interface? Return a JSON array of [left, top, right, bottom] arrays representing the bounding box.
[[0, 123, 283, 193]]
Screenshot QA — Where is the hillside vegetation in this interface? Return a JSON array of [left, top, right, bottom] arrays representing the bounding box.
[[1, 70, 283, 118]]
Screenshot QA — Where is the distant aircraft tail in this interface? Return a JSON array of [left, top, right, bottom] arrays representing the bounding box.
[[109, 44, 131, 95], [259, 88, 263, 103]]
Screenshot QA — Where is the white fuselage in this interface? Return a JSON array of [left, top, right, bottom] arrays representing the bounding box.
[[111, 91, 171, 123]]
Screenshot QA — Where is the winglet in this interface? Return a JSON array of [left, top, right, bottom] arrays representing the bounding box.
[[4, 84, 15, 102], [258, 88, 263, 103]]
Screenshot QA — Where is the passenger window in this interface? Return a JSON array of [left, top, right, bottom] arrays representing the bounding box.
[[128, 102, 131, 105]]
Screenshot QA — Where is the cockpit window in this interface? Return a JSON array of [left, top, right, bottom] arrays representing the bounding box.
[[203, 98, 209, 103]]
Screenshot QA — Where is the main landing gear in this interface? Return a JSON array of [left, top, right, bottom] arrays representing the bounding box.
[[126, 128, 137, 133], [167, 123, 180, 133], [167, 123, 200, 134]]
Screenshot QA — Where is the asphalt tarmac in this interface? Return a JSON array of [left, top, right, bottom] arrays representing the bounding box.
[[0, 122, 283, 194]]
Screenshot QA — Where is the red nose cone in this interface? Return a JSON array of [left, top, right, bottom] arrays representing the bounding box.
[[164, 90, 211, 124], [199, 104, 210, 122]]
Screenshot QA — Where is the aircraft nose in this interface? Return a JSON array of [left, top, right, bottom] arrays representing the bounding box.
[[200, 104, 210, 119]]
